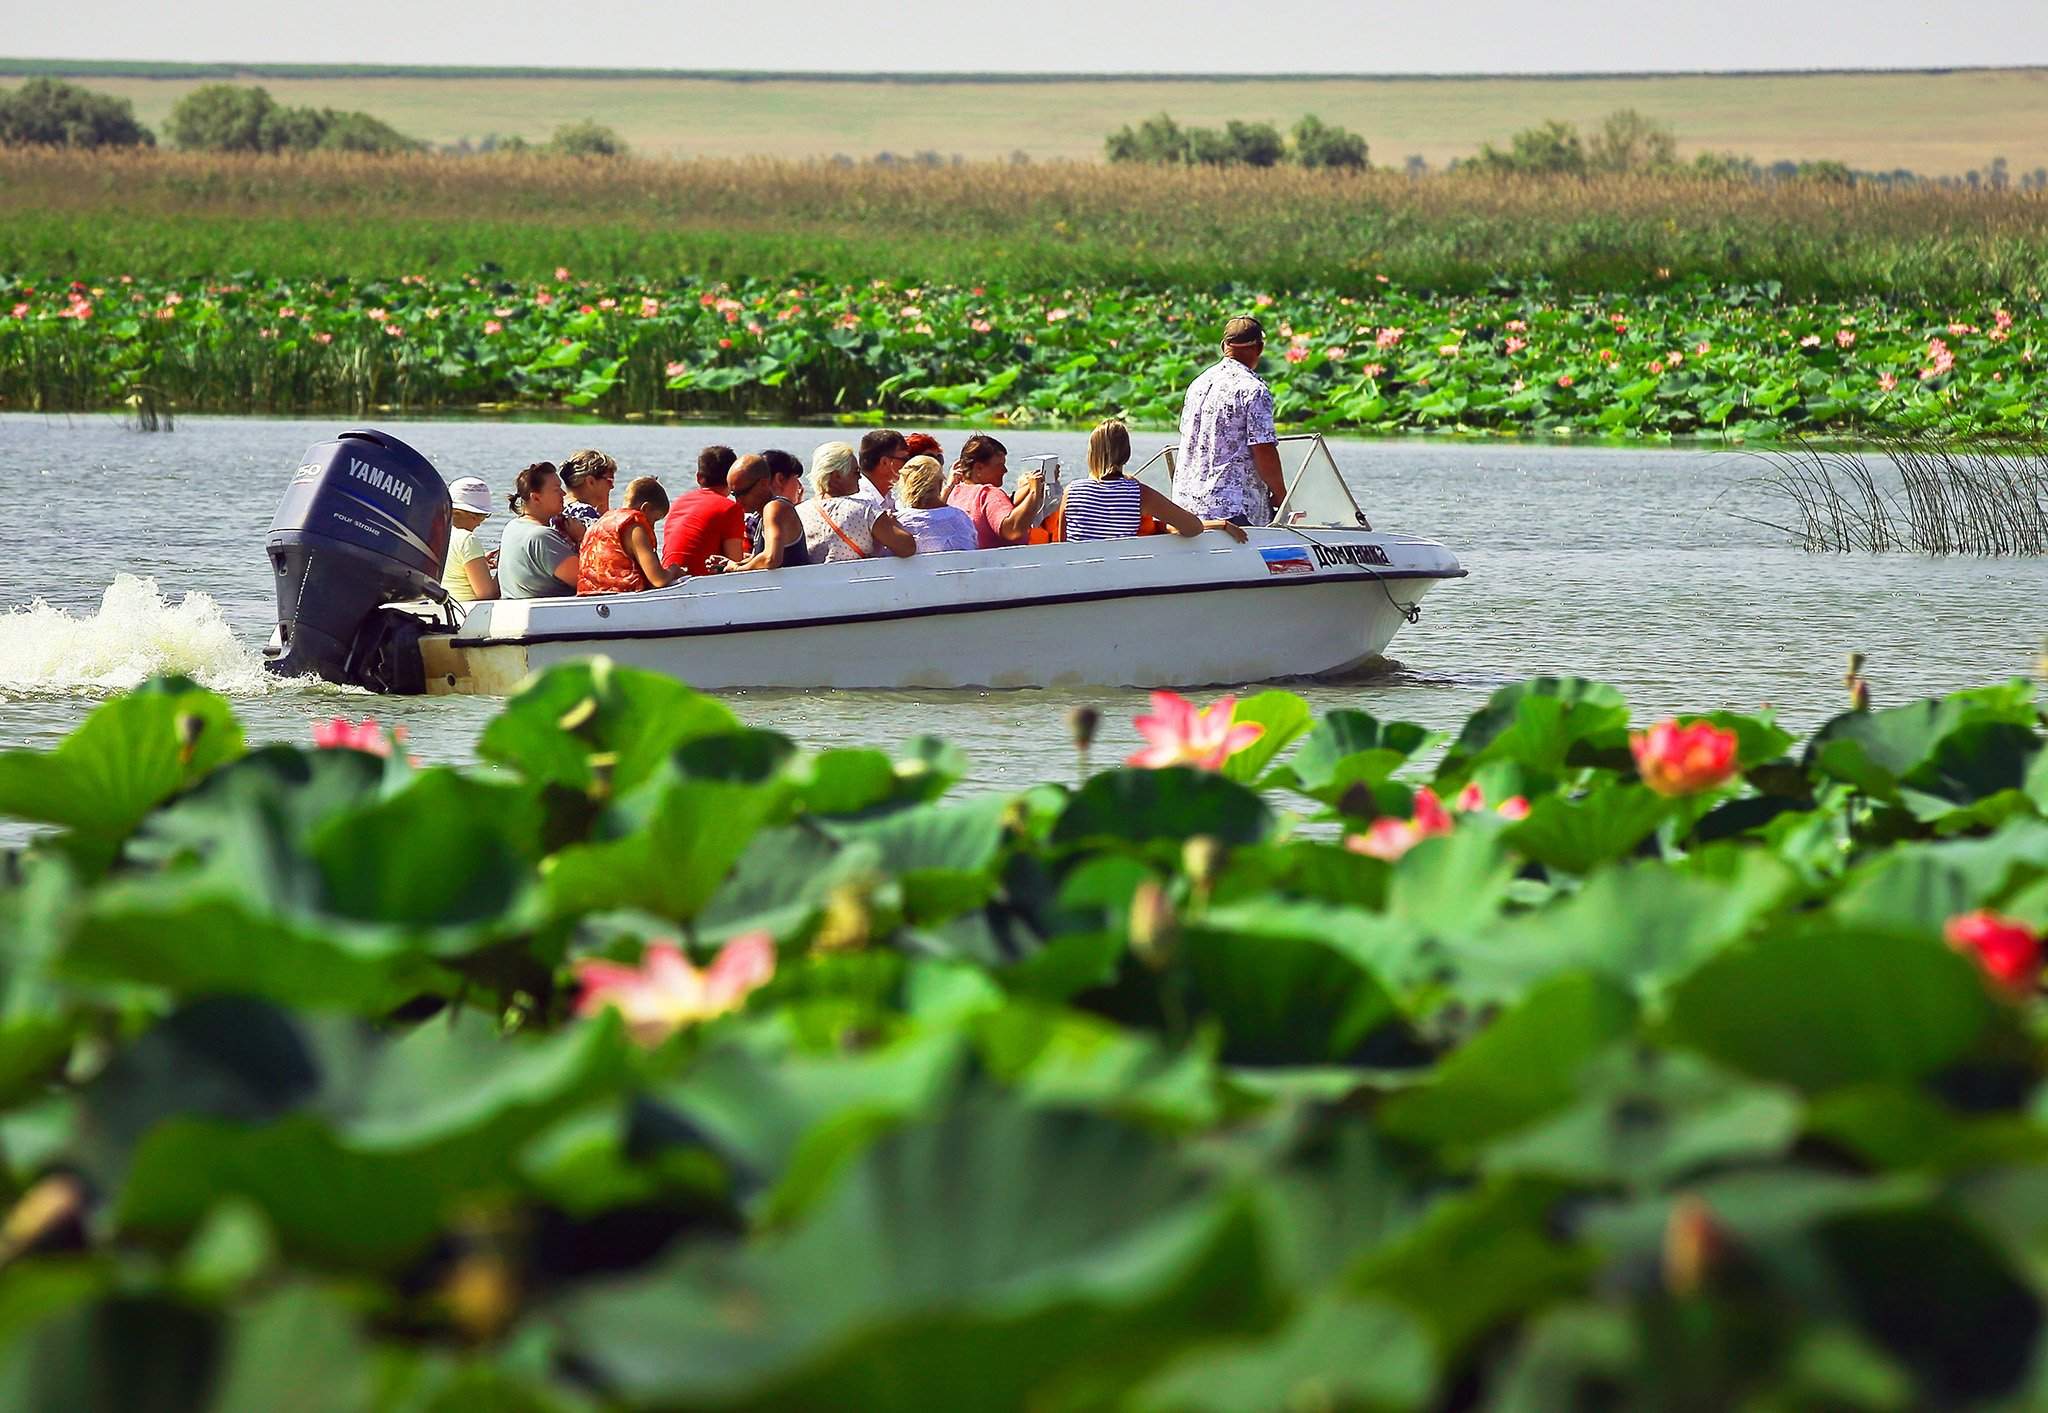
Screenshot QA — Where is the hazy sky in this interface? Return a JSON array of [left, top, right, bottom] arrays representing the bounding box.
[[11, 0, 2048, 73]]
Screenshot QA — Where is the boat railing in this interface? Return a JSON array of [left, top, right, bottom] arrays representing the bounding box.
[[1128, 433, 1369, 529]]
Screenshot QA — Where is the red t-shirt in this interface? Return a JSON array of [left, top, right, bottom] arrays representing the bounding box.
[[659, 488, 747, 575]]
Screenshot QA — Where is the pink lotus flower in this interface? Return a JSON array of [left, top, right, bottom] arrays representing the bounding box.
[[535, 291, 554, 307], [1454, 782, 1532, 819], [836, 313, 860, 330], [555, 265, 572, 281], [1286, 344, 1310, 363], [1947, 322, 1977, 336], [1990, 327, 2011, 343], [574, 933, 776, 1047], [1346, 786, 1455, 861], [1362, 363, 1386, 378], [278, 307, 296, 319], [1506, 319, 1528, 332], [1375, 273, 1390, 283], [1878, 372, 1898, 391], [383, 322, 405, 337], [1921, 337, 1955, 380], [8, 302, 25, 319], [1611, 318, 1628, 334], [366, 308, 387, 321], [1556, 374, 1574, 388], [1375, 327, 1404, 349], [1504, 337, 1527, 354], [482, 319, 502, 335], [971, 318, 993, 333], [1800, 334, 1822, 348], [164, 291, 183, 306], [899, 305, 923, 320], [314, 331, 334, 345], [698, 292, 718, 307], [1510, 377, 1526, 392], [1649, 360, 1666, 375], [640, 298, 661, 318], [1836, 330, 1856, 348], [1438, 342, 1460, 357], [1694, 341, 1711, 355], [1127, 691, 1264, 771], [1597, 348, 1617, 363], [1325, 345, 1348, 359], [717, 336, 733, 349], [312, 716, 405, 757], [1667, 351, 1684, 367], [1254, 292, 1274, 307], [1994, 308, 2014, 330], [1047, 307, 1071, 322], [665, 360, 688, 378], [1944, 911, 2041, 994], [1630, 719, 1739, 796]]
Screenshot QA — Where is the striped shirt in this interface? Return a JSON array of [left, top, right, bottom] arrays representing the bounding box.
[[1062, 476, 1145, 541]]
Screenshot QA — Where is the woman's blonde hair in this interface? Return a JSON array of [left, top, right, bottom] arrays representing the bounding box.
[[898, 455, 944, 509], [810, 441, 857, 498], [560, 448, 618, 488], [1087, 419, 1132, 479]]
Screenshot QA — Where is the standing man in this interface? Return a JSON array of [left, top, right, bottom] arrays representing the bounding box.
[[854, 429, 910, 508], [1173, 316, 1285, 526]]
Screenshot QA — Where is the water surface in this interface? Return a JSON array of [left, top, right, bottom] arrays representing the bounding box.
[[4, 413, 2044, 846]]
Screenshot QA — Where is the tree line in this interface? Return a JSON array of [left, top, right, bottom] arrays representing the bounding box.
[[1105, 112, 1368, 169], [0, 78, 628, 157]]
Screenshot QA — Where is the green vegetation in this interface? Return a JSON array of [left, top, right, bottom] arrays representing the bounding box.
[[164, 82, 421, 154], [2, 661, 2048, 1406], [1, 266, 2039, 437], [1107, 111, 1366, 169], [0, 76, 151, 148]]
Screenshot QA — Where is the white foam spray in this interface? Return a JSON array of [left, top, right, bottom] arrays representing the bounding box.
[[0, 575, 276, 698]]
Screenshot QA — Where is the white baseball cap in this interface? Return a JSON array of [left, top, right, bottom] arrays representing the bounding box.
[[448, 476, 494, 516]]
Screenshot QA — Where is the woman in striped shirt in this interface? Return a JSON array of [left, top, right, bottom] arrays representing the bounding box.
[[1059, 419, 1248, 544]]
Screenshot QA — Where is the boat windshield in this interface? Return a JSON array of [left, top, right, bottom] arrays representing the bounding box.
[[1128, 433, 1369, 528]]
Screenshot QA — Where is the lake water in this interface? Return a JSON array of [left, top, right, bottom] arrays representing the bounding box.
[[4, 412, 2045, 846]]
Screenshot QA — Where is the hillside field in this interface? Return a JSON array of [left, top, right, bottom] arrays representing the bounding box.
[[4, 63, 2047, 174]]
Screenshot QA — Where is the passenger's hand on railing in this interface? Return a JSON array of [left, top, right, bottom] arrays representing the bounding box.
[[1203, 519, 1249, 543]]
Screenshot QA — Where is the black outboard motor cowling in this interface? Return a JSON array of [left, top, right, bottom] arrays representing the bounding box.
[[264, 429, 451, 688]]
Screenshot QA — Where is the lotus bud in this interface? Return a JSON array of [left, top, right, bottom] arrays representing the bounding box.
[[1848, 676, 1870, 712], [1182, 835, 1225, 893], [442, 1251, 519, 1342], [587, 751, 618, 800], [0, 1172, 87, 1265], [175, 711, 205, 767], [557, 694, 599, 734], [1067, 705, 1101, 752], [2037, 637, 2048, 683], [814, 879, 876, 953], [1661, 1193, 1729, 1299], [1844, 652, 1866, 686], [1128, 878, 1180, 971]]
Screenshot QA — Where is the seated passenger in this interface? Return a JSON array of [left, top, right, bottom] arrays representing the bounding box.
[[556, 448, 618, 546], [892, 457, 978, 553], [798, 441, 916, 562], [499, 462, 579, 598], [720, 451, 812, 571], [854, 429, 910, 508], [578, 476, 676, 594], [659, 445, 747, 576], [441, 475, 499, 602], [945, 434, 1047, 549], [1062, 418, 1248, 544]]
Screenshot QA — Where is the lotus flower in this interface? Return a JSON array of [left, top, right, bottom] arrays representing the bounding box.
[[1346, 785, 1455, 861], [1944, 911, 2040, 994], [1454, 782, 1531, 819], [574, 933, 776, 1046], [1127, 691, 1264, 771], [312, 716, 404, 757], [1630, 720, 1739, 796]]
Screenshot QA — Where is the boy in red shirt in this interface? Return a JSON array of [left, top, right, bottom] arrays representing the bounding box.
[[659, 445, 748, 575]]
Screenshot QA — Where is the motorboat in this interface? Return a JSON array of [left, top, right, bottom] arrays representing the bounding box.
[[263, 428, 1464, 695]]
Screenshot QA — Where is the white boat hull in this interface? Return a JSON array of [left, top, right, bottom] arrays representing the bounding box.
[[422, 528, 1463, 695]]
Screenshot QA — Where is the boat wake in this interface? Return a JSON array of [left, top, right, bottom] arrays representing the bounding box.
[[0, 575, 317, 700]]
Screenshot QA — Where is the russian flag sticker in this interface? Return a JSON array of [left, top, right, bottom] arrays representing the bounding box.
[[1259, 546, 1316, 576]]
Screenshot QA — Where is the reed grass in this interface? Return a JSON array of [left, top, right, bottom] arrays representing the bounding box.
[[6, 149, 2048, 298], [1742, 435, 2048, 554]]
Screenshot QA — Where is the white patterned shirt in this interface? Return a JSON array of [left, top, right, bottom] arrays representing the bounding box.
[[1174, 357, 1278, 523]]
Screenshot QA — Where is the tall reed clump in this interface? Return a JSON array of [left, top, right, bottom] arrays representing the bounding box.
[[6, 148, 2048, 298], [1741, 434, 2048, 554]]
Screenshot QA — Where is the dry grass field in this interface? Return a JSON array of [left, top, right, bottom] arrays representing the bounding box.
[[7, 66, 2047, 174]]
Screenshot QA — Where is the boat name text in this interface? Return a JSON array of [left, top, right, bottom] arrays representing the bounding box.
[[1311, 543, 1392, 568]]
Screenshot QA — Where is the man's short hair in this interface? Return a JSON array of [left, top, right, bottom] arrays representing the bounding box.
[[858, 429, 908, 473], [1223, 316, 1265, 346], [697, 444, 738, 490]]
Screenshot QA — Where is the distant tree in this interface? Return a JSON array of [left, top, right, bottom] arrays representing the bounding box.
[[318, 110, 423, 154], [1291, 114, 1368, 170], [1471, 119, 1586, 176], [1690, 150, 1757, 181], [259, 103, 329, 152], [479, 132, 532, 154], [0, 78, 154, 149], [1404, 153, 1428, 177], [1587, 108, 1677, 173], [2034, 167, 2047, 191], [1224, 120, 1285, 167], [167, 82, 278, 152], [1106, 112, 1189, 165], [1795, 160, 1855, 186], [1990, 155, 2010, 191], [548, 120, 626, 157]]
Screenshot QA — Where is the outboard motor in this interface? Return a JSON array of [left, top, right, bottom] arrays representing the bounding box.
[[263, 428, 451, 693]]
